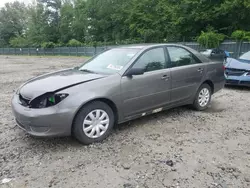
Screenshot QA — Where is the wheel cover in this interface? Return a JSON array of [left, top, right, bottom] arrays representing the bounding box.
[[83, 109, 110, 139], [198, 88, 210, 107]]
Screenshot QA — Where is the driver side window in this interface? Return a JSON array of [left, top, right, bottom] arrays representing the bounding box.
[[133, 48, 166, 72]]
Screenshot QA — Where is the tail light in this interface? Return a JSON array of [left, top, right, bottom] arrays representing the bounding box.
[[223, 65, 226, 70]]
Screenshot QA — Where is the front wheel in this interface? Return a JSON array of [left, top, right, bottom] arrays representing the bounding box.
[[193, 83, 212, 111], [72, 101, 115, 145]]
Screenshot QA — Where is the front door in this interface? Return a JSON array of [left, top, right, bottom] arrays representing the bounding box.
[[121, 47, 171, 118], [166, 46, 206, 103]]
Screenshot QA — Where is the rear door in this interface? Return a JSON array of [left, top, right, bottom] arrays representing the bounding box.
[[121, 47, 171, 118], [166, 46, 206, 103]]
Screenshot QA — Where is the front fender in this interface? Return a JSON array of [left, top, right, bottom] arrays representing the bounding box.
[[56, 74, 123, 125]]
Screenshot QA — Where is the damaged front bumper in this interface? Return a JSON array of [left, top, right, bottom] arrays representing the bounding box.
[[11, 94, 75, 137], [225, 75, 250, 87]]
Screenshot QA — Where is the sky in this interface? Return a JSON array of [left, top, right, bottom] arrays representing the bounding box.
[[0, 0, 31, 7]]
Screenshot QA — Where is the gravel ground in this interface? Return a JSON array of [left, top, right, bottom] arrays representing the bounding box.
[[0, 56, 250, 188]]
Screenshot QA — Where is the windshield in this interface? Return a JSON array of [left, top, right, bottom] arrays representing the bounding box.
[[239, 51, 250, 61], [79, 48, 140, 74]]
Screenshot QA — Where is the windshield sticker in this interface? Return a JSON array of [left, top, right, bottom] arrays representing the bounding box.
[[107, 64, 123, 71]]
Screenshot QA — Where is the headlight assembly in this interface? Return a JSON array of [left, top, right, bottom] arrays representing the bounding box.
[[30, 93, 69, 108]]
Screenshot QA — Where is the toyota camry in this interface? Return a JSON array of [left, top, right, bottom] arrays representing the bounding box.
[[12, 44, 225, 144]]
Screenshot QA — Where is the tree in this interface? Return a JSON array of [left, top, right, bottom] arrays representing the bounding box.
[[231, 30, 250, 57], [72, 0, 87, 42], [231, 30, 250, 41], [67, 39, 82, 46], [9, 35, 29, 47], [2, 0, 250, 47], [38, 0, 62, 43], [41, 41, 56, 48], [0, 1, 28, 47], [126, 0, 163, 42], [25, 2, 49, 47], [197, 30, 225, 48], [59, 1, 74, 43]]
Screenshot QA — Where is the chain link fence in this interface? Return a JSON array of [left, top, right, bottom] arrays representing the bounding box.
[[0, 46, 108, 56], [0, 41, 250, 58]]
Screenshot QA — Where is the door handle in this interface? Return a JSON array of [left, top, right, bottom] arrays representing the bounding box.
[[161, 75, 170, 80], [197, 68, 204, 73]]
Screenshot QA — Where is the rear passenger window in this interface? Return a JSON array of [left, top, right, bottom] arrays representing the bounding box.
[[167, 47, 200, 67]]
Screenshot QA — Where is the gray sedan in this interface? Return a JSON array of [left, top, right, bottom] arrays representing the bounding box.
[[11, 44, 225, 144]]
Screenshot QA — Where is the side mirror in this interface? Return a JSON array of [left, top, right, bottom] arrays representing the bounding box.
[[125, 68, 144, 76]]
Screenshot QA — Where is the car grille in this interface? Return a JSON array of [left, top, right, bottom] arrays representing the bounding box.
[[225, 68, 246, 76], [19, 94, 30, 107]]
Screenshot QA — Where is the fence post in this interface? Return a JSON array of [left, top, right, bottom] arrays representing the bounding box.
[[68, 47, 70, 56], [76, 47, 78, 56], [237, 41, 242, 58], [239, 41, 243, 57]]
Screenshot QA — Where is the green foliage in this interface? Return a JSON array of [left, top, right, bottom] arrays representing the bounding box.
[[0, 1, 28, 46], [197, 31, 225, 48], [2, 0, 250, 47], [59, 1, 74, 43], [67, 39, 82, 47], [232, 30, 247, 41], [9, 36, 29, 47], [41, 42, 56, 48], [231, 30, 250, 41], [55, 42, 64, 47]]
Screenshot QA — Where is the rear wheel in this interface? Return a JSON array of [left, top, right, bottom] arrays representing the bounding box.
[[193, 83, 212, 111], [73, 101, 115, 145]]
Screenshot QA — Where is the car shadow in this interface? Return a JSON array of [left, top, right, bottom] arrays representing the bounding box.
[[225, 85, 250, 91], [24, 134, 83, 149]]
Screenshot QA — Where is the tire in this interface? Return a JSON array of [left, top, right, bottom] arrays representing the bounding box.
[[72, 101, 115, 145], [193, 83, 212, 111]]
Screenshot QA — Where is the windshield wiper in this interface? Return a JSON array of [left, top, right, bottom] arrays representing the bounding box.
[[80, 69, 97, 74]]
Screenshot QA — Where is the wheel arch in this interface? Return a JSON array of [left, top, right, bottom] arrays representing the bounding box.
[[202, 80, 214, 94], [71, 98, 119, 131]]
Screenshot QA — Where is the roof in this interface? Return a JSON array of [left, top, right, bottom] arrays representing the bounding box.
[[111, 43, 186, 50]]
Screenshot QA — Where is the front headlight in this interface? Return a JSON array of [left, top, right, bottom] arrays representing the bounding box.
[[30, 93, 69, 108]]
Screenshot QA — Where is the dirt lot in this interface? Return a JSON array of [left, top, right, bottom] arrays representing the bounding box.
[[0, 56, 250, 188]]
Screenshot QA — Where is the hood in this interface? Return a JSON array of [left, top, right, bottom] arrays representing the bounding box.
[[19, 69, 105, 99], [226, 58, 250, 70]]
